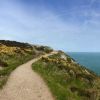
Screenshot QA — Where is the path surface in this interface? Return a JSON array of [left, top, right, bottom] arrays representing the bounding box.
[[0, 52, 57, 100]]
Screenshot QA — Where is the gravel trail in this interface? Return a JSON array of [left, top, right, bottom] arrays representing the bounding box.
[[0, 52, 57, 100]]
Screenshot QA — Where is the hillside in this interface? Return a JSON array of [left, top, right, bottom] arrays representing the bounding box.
[[32, 51, 100, 100], [0, 40, 53, 88], [0, 40, 100, 100]]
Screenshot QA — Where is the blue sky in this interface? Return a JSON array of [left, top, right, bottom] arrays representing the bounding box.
[[0, 0, 100, 52]]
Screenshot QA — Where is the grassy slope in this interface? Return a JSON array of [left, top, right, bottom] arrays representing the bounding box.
[[0, 40, 53, 88], [32, 51, 100, 100]]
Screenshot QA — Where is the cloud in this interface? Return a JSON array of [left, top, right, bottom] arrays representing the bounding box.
[[0, 0, 100, 51], [0, 0, 79, 39]]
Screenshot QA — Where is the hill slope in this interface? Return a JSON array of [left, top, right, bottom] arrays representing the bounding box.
[[0, 40, 53, 88], [32, 51, 100, 100]]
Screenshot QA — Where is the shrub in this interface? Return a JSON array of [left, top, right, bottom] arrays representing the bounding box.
[[0, 60, 8, 67]]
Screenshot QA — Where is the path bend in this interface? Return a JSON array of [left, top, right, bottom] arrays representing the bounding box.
[[0, 51, 57, 100]]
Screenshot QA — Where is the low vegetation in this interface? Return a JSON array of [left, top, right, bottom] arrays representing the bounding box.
[[0, 40, 52, 88], [32, 51, 100, 100], [34, 45, 53, 53]]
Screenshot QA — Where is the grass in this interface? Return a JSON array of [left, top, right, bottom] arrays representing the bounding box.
[[32, 61, 82, 100], [32, 52, 100, 100]]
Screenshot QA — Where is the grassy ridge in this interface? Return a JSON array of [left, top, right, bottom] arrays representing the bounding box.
[[32, 51, 100, 100]]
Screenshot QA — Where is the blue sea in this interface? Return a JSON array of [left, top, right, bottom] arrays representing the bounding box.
[[67, 52, 100, 75]]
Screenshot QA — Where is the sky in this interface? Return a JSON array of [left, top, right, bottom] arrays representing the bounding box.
[[0, 0, 100, 52]]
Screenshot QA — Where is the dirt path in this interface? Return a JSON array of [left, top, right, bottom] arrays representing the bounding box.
[[0, 51, 57, 100]]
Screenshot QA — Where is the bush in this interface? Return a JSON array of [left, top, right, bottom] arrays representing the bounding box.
[[0, 60, 8, 67], [35, 46, 53, 53]]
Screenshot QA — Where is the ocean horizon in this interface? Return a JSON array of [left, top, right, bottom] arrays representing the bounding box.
[[67, 52, 100, 75]]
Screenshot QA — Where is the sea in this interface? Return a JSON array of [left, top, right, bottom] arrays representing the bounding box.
[[67, 52, 100, 75]]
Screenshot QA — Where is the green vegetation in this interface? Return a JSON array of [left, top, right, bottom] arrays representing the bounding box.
[[32, 51, 100, 100], [34, 45, 53, 53], [0, 40, 52, 88]]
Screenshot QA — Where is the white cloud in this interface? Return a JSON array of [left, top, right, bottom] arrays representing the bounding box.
[[0, 0, 100, 51]]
